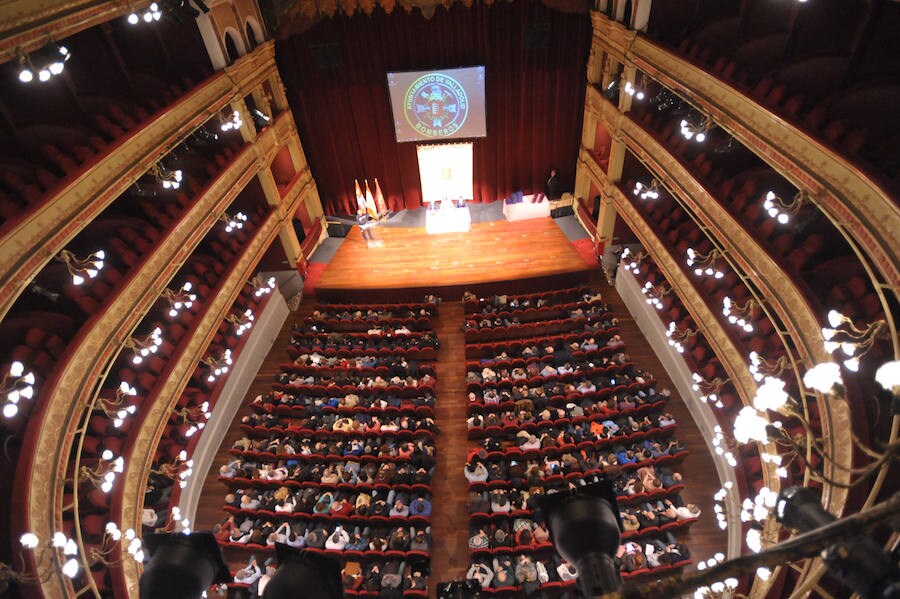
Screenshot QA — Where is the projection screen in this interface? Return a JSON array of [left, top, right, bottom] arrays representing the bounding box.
[[387, 66, 487, 143]]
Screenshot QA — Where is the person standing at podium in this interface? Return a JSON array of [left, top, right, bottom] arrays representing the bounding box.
[[357, 209, 373, 241]]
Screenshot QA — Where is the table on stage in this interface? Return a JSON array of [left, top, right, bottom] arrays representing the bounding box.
[[502, 194, 551, 221], [425, 199, 471, 235]]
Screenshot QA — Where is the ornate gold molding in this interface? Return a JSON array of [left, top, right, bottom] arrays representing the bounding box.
[[118, 209, 282, 596], [581, 150, 782, 539], [0, 1, 154, 61], [591, 12, 900, 292], [592, 87, 853, 511], [0, 42, 278, 323], [581, 146, 761, 404], [16, 148, 260, 599]]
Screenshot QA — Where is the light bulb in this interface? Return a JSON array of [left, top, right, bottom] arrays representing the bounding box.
[[875, 360, 900, 391], [128, 12, 139, 24], [62, 558, 80, 578], [19, 69, 34, 83], [827, 309, 844, 328], [38, 69, 51, 81]]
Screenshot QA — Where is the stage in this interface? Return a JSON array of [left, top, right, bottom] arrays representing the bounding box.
[[311, 218, 594, 302]]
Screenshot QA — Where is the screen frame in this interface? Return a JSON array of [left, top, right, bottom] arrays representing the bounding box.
[[386, 65, 488, 143]]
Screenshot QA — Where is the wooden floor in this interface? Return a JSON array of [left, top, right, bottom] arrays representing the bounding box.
[[314, 219, 592, 302], [193, 260, 728, 595]]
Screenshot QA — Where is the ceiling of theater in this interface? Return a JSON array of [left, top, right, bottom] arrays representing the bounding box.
[[260, 0, 589, 39]]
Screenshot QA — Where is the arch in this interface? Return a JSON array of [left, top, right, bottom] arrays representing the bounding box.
[[245, 17, 264, 50], [223, 28, 245, 63]]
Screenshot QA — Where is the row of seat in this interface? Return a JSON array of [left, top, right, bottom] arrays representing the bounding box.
[[669, 34, 897, 187], [464, 299, 608, 325], [216, 300, 441, 594], [462, 289, 692, 589], [464, 313, 611, 344], [465, 329, 623, 361], [462, 285, 592, 313]]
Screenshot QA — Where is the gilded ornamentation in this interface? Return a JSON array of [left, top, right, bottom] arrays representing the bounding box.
[[592, 13, 899, 292], [0, 42, 279, 323], [119, 211, 282, 594], [602, 109, 852, 508], [19, 141, 266, 599]]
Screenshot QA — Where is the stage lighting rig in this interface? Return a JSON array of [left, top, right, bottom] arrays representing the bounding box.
[[776, 486, 900, 598], [261, 543, 343, 599], [535, 478, 623, 597], [139, 532, 230, 599]]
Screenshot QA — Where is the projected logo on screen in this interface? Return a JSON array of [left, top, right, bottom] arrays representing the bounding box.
[[404, 73, 469, 137]]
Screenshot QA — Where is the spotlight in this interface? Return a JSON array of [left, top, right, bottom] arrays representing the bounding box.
[[139, 532, 230, 599], [535, 478, 623, 596], [776, 487, 900, 598], [262, 543, 342, 599]]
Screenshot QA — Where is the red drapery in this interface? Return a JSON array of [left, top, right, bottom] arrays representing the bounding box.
[[275, 1, 591, 215]]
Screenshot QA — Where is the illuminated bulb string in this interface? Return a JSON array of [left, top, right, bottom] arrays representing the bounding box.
[[128, 2, 162, 24], [17, 44, 71, 84], [686, 247, 724, 279], [220, 110, 243, 132], [722, 296, 755, 333], [632, 180, 660, 200], [2, 361, 37, 418]]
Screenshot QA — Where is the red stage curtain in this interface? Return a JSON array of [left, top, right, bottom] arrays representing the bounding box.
[[275, 1, 591, 215]]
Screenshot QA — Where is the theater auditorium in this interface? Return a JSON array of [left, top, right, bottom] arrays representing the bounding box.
[[0, 0, 897, 598]]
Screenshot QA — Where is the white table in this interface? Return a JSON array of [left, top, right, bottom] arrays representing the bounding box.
[[502, 194, 551, 221], [425, 201, 471, 235]]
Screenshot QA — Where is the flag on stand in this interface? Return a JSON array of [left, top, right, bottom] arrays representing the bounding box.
[[354, 179, 366, 214], [364, 179, 379, 219], [374, 178, 388, 217]]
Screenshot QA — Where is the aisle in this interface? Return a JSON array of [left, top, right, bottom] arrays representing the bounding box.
[[429, 301, 470, 588]]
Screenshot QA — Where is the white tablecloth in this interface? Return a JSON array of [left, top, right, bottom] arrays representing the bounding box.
[[425, 202, 471, 234], [502, 194, 551, 221]]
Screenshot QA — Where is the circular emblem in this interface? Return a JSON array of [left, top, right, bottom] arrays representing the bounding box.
[[404, 73, 469, 137]]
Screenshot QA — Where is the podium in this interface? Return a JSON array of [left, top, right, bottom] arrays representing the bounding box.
[[425, 199, 471, 235]]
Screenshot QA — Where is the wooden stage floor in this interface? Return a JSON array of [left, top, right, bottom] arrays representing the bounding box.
[[312, 218, 593, 302]]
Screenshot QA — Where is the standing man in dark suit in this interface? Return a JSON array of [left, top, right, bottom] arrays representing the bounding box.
[[546, 169, 561, 200]]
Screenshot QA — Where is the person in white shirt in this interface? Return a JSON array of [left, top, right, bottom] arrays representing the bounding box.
[[325, 526, 350, 550], [556, 561, 578, 581], [676, 503, 701, 520], [234, 557, 261, 584], [466, 562, 494, 588], [464, 461, 489, 482]]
